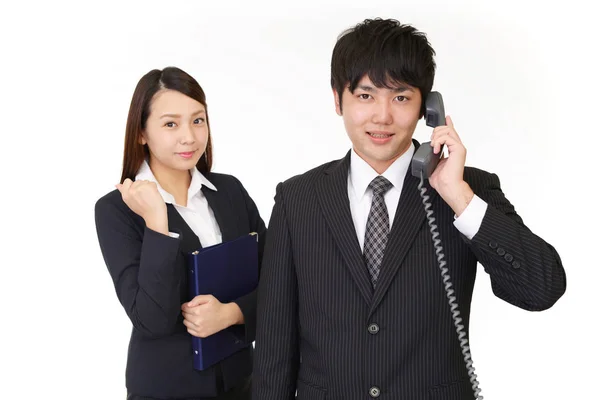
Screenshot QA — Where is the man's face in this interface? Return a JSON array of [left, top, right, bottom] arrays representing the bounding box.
[[334, 75, 422, 173]]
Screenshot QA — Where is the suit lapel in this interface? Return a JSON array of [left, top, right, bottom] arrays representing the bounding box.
[[165, 182, 236, 255], [315, 151, 373, 304], [368, 158, 439, 316], [201, 184, 237, 242], [167, 204, 201, 254]]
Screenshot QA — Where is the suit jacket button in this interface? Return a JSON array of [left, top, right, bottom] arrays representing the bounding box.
[[489, 240, 498, 249], [496, 247, 506, 256], [512, 260, 521, 269], [369, 386, 380, 398], [504, 253, 514, 262], [368, 323, 379, 334]]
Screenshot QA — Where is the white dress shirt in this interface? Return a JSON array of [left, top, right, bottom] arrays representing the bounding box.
[[347, 143, 488, 252], [135, 160, 222, 247]]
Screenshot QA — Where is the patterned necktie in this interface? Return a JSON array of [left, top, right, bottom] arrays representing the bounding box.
[[364, 176, 393, 288]]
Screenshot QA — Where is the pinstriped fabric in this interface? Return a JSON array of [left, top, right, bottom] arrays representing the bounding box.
[[460, 167, 566, 310], [253, 146, 566, 400]]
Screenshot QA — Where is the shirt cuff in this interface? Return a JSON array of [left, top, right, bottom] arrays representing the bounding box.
[[453, 195, 488, 240]]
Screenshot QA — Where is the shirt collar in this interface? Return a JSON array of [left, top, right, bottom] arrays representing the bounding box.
[[135, 159, 217, 205], [349, 142, 415, 201]]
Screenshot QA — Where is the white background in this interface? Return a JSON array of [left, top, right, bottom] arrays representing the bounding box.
[[1, 1, 598, 399]]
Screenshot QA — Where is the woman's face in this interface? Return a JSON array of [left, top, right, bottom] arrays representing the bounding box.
[[141, 89, 209, 175]]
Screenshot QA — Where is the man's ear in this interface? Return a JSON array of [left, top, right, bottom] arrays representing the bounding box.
[[418, 90, 426, 119], [333, 88, 342, 116]]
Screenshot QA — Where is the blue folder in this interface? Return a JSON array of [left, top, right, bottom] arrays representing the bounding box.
[[186, 232, 259, 371]]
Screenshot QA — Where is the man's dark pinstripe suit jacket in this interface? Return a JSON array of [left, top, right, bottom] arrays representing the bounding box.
[[252, 140, 566, 400]]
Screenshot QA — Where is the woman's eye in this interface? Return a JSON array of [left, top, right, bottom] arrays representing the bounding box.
[[194, 118, 205, 124], [165, 122, 176, 128]]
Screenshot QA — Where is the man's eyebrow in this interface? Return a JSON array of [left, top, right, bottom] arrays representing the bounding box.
[[390, 85, 414, 93], [357, 84, 414, 93], [357, 85, 376, 92]]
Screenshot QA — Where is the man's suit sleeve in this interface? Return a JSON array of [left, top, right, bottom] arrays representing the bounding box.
[[463, 170, 566, 311], [252, 182, 299, 400]]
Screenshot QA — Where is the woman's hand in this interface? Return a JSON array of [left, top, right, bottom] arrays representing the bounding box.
[[182, 295, 243, 338], [116, 179, 168, 234]]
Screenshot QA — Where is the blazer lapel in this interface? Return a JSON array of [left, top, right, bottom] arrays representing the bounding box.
[[315, 151, 373, 304], [166, 204, 201, 254], [165, 181, 237, 255], [201, 184, 237, 242], [368, 154, 439, 316]]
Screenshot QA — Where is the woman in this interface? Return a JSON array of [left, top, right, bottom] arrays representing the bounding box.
[[94, 67, 266, 399]]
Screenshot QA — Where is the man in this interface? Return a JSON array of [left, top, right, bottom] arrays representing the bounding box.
[[252, 18, 566, 400]]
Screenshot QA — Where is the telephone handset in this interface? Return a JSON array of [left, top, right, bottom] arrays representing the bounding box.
[[411, 91, 446, 179], [412, 91, 484, 399]]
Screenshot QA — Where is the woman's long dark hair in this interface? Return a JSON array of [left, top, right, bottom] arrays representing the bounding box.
[[120, 67, 213, 183]]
